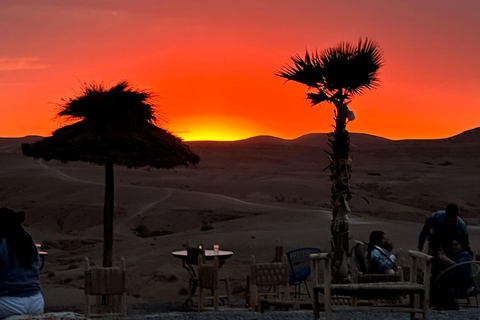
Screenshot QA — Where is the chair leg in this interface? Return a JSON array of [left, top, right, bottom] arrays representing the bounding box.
[[324, 291, 333, 320], [312, 290, 319, 320], [304, 281, 311, 297], [85, 294, 90, 317], [214, 287, 219, 311], [198, 287, 204, 312], [225, 279, 231, 307], [122, 292, 127, 316]]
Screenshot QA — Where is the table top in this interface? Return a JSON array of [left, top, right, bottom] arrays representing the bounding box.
[[171, 249, 234, 258]]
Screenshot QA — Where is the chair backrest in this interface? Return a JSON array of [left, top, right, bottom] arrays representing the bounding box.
[[251, 255, 289, 287], [198, 256, 219, 290], [85, 267, 126, 295], [353, 242, 368, 274], [285, 247, 322, 285], [435, 261, 480, 297], [84, 256, 126, 295], [187, 247, 205, 266]]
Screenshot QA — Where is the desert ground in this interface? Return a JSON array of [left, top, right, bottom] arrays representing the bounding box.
[[1, 128, 480, 311]]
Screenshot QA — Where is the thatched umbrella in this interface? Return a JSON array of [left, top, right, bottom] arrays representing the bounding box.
[[22, 81, 199, 267]]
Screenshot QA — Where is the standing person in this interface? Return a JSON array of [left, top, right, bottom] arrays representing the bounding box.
[[418, 203, 469, 259], [366, 231, 397, 274], [0, 208, 44, 319]]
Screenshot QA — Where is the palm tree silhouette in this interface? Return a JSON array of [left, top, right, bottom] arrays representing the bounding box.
[[276, 39, 384, 268], [22, 80, 199, 267]]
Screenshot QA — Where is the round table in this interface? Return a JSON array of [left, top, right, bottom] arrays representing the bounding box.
[[171, 249, 234, 268]]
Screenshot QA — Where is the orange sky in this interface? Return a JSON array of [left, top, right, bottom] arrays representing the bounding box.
[[1, 1, 479, 141]]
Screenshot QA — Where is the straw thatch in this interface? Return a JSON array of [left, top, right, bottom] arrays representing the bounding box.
[[22, 81, 199, 168]]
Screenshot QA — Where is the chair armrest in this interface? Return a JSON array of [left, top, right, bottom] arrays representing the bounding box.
[[310, 253, 331, 286], [407, 250, 433, 285], [408, 250, 433, 262], [310, 253, 330, 261]]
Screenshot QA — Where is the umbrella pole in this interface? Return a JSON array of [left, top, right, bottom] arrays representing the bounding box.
[[103, 161, 114, 268]]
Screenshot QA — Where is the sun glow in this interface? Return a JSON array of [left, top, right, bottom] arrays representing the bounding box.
[[174, 116, 257, 141]]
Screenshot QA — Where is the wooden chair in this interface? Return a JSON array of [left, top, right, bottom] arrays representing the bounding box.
[[250, 255, 301, 312], [197, 255, 231, 311], [186, 247, 205, 308], [84, 257, 127, 317], [311, 251, 433, 320]]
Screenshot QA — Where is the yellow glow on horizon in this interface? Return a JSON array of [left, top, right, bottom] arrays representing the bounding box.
[[172, 116, 257, 141]]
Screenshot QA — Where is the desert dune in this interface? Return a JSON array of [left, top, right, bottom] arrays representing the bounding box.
[[1, 128, 480, 310]]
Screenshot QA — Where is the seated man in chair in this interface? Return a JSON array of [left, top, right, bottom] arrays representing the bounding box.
[[366, 231, 397, 275]]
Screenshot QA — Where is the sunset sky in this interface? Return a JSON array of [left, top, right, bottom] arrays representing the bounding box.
[[1, 1, 479, 141]]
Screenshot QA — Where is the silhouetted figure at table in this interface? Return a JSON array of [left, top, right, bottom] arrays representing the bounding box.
[[418, 203, 469, 277], [0, 208, 44, 318]]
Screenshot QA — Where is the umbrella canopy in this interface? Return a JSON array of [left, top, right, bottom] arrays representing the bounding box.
[[22, 81, 199, 167]]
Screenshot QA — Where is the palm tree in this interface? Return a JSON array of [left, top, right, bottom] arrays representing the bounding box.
[[276, 38, 384, 267], [22, 80, 199, 267]]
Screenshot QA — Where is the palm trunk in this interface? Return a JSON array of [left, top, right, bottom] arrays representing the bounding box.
[[103, 161, 114, 267], [328, 103, 352, 280]]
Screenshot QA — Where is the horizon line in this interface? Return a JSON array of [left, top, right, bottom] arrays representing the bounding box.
[[4, 126, 478, 143]]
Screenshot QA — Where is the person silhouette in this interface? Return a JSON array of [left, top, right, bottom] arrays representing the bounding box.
[[418, 204, 469, 277], [0, 208, 44, 318]]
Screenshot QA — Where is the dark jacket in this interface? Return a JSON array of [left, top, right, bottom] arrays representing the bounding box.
[[0, 238, 41, 297], [418, 210, 469, 256]]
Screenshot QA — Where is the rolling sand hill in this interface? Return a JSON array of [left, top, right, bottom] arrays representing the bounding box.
[[1, 129, 480, 309]]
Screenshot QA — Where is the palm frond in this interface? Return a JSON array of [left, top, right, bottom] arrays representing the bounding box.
[[277, 38, 384, 104], [306, 91, 329, 106], [320, 38, 384, 97], [275, 51, 324, 88]]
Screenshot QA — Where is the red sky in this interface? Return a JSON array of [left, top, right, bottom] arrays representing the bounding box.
[[1, 1, 479, 141]]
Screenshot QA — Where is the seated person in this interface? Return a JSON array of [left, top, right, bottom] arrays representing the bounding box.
[[438, 238, 472, 266], [0, 208, 44, 319], [366, 231, 397, 274], [434, 238, 474, 309]]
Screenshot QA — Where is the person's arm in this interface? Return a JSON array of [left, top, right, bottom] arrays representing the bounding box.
[[418, 215, 434, 251], [458, 218, 470, 248], [438, 251, 455, 266]]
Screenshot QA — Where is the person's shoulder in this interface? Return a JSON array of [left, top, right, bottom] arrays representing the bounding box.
[[427, 210, 444, 220], [457, 216, 467, 226], [457, 251, 472, 262]]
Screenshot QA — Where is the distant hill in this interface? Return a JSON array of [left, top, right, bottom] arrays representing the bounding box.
[[4, 127, 480, 148]]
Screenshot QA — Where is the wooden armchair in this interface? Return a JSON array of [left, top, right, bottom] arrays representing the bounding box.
[[310, 251, 433, 320]]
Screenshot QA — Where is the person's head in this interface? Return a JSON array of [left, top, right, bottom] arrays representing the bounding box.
[[0, 207, 25, 229], [445, 203, 459, 221], [369, 231, 386, 248], [452, 239, 463, 254], [0, 207, 36, 268]]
